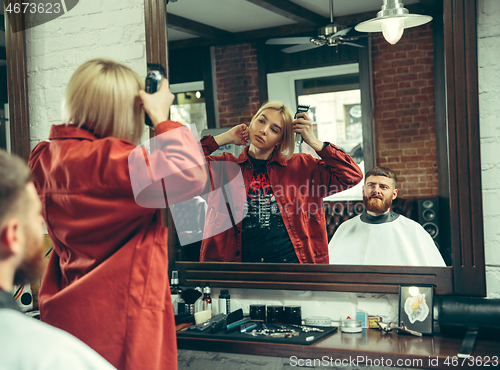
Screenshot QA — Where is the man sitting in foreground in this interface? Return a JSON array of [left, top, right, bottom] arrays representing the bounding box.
[[328, 166, 446, 266]]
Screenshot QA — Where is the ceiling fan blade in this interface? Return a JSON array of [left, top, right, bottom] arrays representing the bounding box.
[[332, 27, 352, 37], [341, 41, 365, 48], [281, 43, 321, 54], [342, 28, 375, 40], [349, 33, 374, 39], [266, 37, 312, 45]]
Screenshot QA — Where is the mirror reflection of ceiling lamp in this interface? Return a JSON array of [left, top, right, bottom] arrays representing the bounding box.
[[355, 0, 432, 45]]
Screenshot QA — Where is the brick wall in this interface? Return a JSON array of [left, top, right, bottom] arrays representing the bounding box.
[[372, 23, 437, 198], [25, 0, 147, 149], [214, 43, 261, 128]]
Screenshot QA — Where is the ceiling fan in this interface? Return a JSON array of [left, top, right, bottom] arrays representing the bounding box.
[[265, 0, 368, 54]]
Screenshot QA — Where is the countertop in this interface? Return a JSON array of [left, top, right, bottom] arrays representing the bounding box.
[[177, 327, 500, 369]]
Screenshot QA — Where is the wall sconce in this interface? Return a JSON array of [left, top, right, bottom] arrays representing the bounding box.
[[355, 0, 432, 45]]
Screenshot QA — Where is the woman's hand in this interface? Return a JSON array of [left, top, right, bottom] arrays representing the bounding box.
[[138, 79, 175, 128], [214, 123, 249, 147], [293, 112, 324, 152]]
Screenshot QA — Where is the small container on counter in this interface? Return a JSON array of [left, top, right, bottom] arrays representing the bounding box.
[[202, 285, 212, 313], [266, 305, 284, 323], [249, 305, 266, 321], [340, 318, 363, 333], [283, 306, 301, 325], [170, 270, 182, 315], [218, 289, 230, 315]]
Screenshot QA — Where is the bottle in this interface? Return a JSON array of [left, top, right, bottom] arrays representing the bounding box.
[[218, 289, 230, 315], [202, 285, 212, 314], [194, 285, 203, 313], [170, 270, 182, 315]]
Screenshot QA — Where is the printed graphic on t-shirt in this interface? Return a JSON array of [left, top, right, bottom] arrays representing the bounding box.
[[241, 159, 297, 263], [243, 171, 284, 230]]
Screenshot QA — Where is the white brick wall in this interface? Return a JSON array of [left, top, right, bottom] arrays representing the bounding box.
[[198, 288, 399, 326], [26, 0, 147, 148], [478, 0, 500, 298]]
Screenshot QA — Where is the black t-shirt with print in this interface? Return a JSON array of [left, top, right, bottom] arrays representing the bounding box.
[[241, 156, 298, 263]]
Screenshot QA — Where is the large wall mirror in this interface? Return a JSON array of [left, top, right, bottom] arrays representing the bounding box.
[[5, 0, 483, 297], [160, 0, 484, 297]]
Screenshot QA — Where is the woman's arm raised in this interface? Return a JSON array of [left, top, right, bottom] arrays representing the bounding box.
[[293, 112, 363, 196], [214, 124, 249, 147]]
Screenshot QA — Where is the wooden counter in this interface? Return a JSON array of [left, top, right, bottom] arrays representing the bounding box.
[[177, 328, 500, 369]]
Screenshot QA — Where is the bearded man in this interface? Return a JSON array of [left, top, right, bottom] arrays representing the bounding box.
[[0, 149, 115, 369], [328, 166, 445, 266]]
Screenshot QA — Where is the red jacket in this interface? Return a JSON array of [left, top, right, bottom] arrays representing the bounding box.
[[28, 121, 207, 370], [200, 135, 363, 264]]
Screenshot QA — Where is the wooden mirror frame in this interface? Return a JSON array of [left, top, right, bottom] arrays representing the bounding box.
[[5, 0, 483, 297]]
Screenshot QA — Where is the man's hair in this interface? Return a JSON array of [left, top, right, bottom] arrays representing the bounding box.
[[248, 101, 295, 160], [365, 166, 398, 187], [0, 150, 33, 227], [62, 58, 145, 144]]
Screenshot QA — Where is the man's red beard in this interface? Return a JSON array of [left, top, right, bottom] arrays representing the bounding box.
[[13, 226, 45, 287], [363, 194, 392, 215]]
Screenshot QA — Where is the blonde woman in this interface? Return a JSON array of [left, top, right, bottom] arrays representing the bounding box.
[[28, 58, 206, 370], [200, 101, 363, 264]]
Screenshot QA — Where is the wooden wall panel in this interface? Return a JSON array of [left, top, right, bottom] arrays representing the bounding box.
[[4, 12, 30, 160], [443, 0, 485, 296]]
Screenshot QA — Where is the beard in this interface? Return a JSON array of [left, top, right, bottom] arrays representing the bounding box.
[[13, 226, 45, 287], [363, 194, 393, 215]]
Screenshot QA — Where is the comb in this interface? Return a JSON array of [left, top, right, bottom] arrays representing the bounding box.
[[295, 104, 310, 146]]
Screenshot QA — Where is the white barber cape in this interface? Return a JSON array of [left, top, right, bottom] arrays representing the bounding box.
[[328, 211, 446, 266], [0, 308, 116, 370]]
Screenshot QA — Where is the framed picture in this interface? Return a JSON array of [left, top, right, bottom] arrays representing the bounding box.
[[398, 285, 434, 335]]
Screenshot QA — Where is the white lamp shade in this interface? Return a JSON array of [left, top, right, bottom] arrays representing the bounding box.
[[355, 14, 433, 33]]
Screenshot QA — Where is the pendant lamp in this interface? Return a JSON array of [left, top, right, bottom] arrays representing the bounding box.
[[355, 0, 432, 45]]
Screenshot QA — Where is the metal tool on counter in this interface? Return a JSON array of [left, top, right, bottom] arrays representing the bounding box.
[[240, 322, 257, 333], [187, 313, 226, 332], [291, 324, 325, 333], [244, 322, 301, 337], [376, 321, 422, 337]]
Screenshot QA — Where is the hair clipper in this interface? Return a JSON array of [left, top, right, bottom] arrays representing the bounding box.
[[295, 104, 310, 146], [144, 65, 165, 127]]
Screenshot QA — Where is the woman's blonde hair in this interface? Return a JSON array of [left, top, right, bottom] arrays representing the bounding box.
[[249, 101, 295, 160], [62, 58, 144, 144]]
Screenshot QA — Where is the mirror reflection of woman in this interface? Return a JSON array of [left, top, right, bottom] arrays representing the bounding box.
[[200, 101, 363, 263]]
